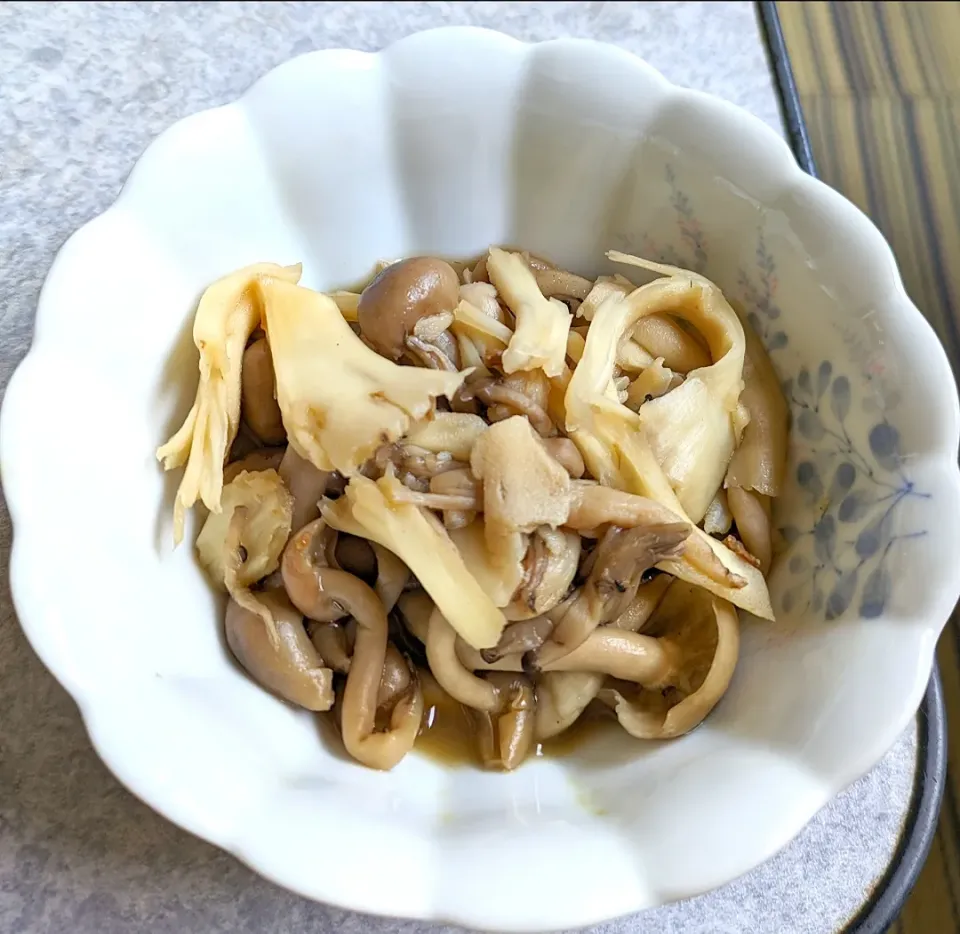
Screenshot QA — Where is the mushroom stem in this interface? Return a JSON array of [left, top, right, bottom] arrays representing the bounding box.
[[726, 487, 772, 575], [426, 608, 499, 712], [308, 620, 352, 673], [471, 671, 537, 770], [567, 482, 738, 587], [481, 616, 555, 663], [372, 543, 410, 613], [377, 643, 414, 709], [538, 629, 678, 684], [599, 596, 740, 738], [332, 567, 423, 770], [458, 628, 678, 684], [279, 446, 333, 535], [609, 576, 674, 632], [539, 437, 586, 478], [546, 523, 689, 658], [535, 671, 605, 740], [472, 380, 556, 437], [281, 519, 349, 622]]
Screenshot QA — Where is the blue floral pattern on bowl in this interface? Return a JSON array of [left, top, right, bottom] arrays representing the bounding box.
[[615, 166, 928, 621]]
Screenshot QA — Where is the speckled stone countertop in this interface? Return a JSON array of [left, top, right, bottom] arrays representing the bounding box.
[[0, 3, 917, 933]]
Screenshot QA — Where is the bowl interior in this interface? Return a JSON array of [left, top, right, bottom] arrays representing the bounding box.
[[5, 30, 954, 929]]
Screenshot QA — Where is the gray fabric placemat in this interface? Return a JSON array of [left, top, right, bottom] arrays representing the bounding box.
[[0, 3, 916, 933]]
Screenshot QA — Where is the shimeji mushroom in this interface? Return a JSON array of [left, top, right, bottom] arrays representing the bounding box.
[[469, 671, 537, 771], [598, 580, 740, 739], [278, 445, 333, 534], [240, 338, 286, 444], [260, 277, 466, 477], [219, 513, 334, 712], [157, 262, 301, 542], [225, 590, 334, 713], [335, 568, 423, 770], [356, 257, 460, 362], [195, 469, 293, 590], [279, 516, 423, 769]]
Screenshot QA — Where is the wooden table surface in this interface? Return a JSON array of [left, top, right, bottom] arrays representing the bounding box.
[[778, 3, 960, 931]]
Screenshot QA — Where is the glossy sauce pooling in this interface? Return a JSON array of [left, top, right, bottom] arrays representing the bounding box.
[[414, 678, 621, 767]]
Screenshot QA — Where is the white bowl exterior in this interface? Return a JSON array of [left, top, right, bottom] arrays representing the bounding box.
[[3, 27, 960, 931]]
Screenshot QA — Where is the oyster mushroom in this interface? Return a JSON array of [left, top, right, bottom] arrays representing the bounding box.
[[404, 412, 487, 461], [586, 252, 745, 523], [470, 415, 571, 581], [567, 464, 773, 621], [470, 671, 537, 770], [241, 338, 286, 444], [459, 281, 510, 325], [157, 262, 301, 542], [261, 277, 466, 476], [598, 580, 740, 738], [357, 256, 461, 362], [487, 247, 572, 378]]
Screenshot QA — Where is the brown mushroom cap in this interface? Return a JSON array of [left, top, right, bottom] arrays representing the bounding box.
[[357, 257, 460, 361], [241, 338, 286, 444], [225, 591, 333, 712]]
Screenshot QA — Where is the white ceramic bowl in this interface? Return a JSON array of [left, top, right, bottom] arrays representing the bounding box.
[[3, 27, 959, 932]]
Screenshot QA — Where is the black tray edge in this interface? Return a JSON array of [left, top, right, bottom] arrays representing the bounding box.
[[755, 4, 948, 933]]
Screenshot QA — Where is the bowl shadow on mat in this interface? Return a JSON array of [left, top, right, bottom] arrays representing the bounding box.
[[0, 546, 425, 934]]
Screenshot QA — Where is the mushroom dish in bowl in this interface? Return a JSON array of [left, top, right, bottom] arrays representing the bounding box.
[[3, 26, 959, 932]]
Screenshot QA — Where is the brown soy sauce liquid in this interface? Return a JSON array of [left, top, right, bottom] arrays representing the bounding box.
[[414, 678, 621, 767]]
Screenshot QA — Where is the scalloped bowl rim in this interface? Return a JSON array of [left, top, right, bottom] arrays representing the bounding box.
[[3, 27, 960, 931]]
